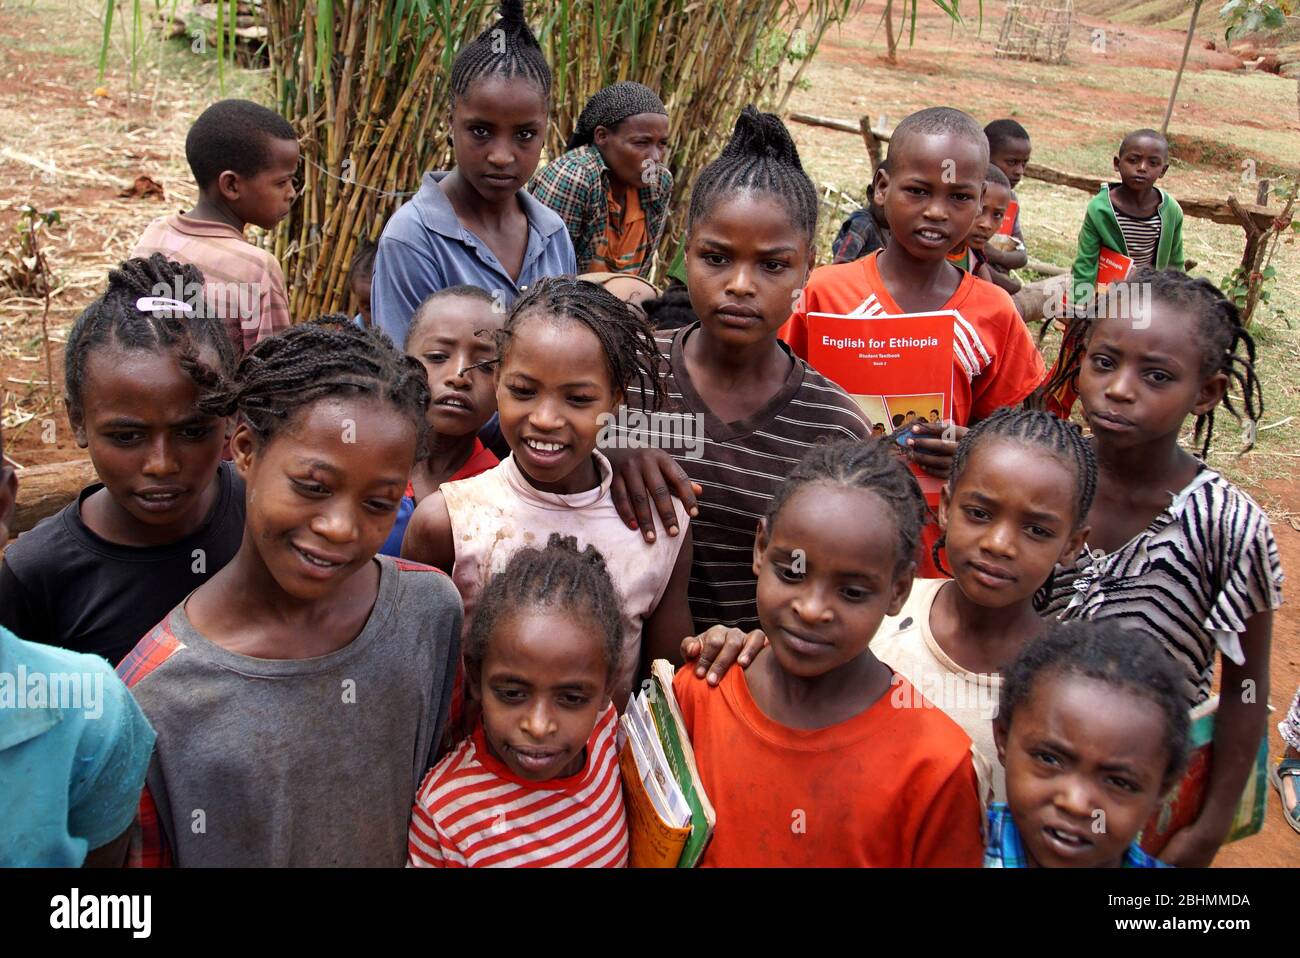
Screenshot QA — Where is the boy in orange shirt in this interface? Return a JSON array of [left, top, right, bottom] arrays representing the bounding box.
[[780, 107, 1044, 469]]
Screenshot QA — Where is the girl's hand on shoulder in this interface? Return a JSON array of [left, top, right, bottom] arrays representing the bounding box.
[[906, 421, 968, 479], [681, 626, 767, 686], [608, 447, 701, 543]]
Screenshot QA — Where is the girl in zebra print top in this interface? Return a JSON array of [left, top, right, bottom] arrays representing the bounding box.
[[1034, 268, 1281, 868]]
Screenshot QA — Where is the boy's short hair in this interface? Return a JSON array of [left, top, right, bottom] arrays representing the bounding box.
[[887, 107, 988, 171], [404, 284, 497, 350], [984, 118, 1030, 154], [186, 99, 298, 190], [1120, 128, 1169, 156], [984, 164, 1011, 190]]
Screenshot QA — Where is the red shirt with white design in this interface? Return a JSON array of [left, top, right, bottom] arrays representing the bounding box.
[[408, 704, 628, 868]]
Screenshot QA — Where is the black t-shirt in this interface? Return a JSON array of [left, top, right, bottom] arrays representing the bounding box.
[[0, 461, 246, 665]]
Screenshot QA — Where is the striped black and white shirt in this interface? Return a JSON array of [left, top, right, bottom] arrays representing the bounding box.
[[620, 324, 870, 633], [1037, 467, 1283, 705], [1113, 200, 1163, 269]]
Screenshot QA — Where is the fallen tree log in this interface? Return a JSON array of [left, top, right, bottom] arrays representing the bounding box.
[[10, 459, 97, 536]]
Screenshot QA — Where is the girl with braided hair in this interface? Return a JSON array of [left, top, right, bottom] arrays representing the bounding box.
[[409, 534, 630, 867], [672, 439, 985, 867], [871, 408, 1096, 803], [531, 81, 672, 277], [117, 317, 463, 866], [371, 0, 576, 347], [1033, 268, 1281, 867], [403, 276, 694, 712], [609, 106, 870, 663], [0, 254, 242, 666]]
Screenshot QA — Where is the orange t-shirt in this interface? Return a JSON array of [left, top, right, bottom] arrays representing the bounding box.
[[779, 251, 1046, 425], [592, 186, 650, 274], [672, 662, 985, 868]]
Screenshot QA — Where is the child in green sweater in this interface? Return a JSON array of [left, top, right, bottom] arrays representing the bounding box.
[[1046, 129, 1187, 417], [1070, 128, 1185, 307]]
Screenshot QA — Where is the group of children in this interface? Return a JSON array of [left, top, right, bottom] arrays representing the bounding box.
[[1, 0, 1292, 869]]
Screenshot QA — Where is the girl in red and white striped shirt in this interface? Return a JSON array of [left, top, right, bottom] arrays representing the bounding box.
[[408, 534, 629, 867]]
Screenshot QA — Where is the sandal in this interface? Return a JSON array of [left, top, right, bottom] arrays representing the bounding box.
[[1271, 758, 1300, 835]]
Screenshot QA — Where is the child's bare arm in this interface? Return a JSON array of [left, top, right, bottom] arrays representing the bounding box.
[[640, 529, 695, 674], [983, 243, 1028, 271], [1161, 611, 1271, 868], [400, 491, 456, 573]]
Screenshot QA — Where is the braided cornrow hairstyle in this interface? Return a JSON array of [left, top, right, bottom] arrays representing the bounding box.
[[466, 533, 624, 683], [929, 408, 1097, 603], [498, 276, 666, 411], [64, 253, 236, 428], [687, 105, 819, 244], [449, 0, 551, 105], [198, 315, 431, 454], [765, 439, 927, 574], [1030, 268, 1263, 458], [567, 81, 667, 150], [999, 620, 1191, 790]]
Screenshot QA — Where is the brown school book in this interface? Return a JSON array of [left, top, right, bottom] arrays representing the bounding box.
[[617, 659, 716, 867]]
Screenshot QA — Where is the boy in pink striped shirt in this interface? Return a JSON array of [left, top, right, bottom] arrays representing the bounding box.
[[408, 535, 629, 868], [132, 99, 298, 356]]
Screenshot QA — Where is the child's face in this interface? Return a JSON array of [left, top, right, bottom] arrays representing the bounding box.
[[967, 181, 1011, 250], [471, 604, 611, 782], [350, 272, 372, 328], [450, 75, 548, 204], [989, 136, 1031, 189], [232, 395, 416, 600], [496, 315, 618, 492], [406, 296, 501, 439], [939, 439, 1088, 610], [875, 133, 985, 263], [871, 423, 886, 438], [753, 484, 913, 681], [1114, 136, 1169, 194], [227, 137, 299, 231], [594, 112, 669, 193], [74, 344, 230, 541], [686, 193, 813, 349], [995, 671, 1172, 867], [1077, 304, 1226, 454]]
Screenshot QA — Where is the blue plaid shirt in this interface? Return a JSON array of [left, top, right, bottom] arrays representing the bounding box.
[[983, 803, 1170, 868]]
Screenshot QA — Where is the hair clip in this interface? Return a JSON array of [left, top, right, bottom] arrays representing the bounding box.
[[135, 296, 195, 315]]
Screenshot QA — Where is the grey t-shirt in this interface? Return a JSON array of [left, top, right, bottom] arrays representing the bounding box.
[[125, 556, 462, 866]]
